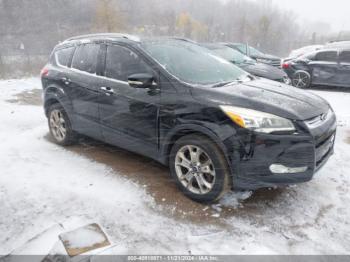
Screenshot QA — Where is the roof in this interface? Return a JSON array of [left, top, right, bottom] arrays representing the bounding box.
[[63, 33, 140, 44]]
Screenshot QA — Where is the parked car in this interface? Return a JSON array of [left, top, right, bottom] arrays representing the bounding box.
[[225, 43, 282, 67], [286, 45, 323, 61], [324, 40, 350, 49], [202, 43, 291, 84], [282, 48, 350, 88], [41, 34, 336, 203]]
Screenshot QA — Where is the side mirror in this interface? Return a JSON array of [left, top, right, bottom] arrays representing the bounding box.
[[128, 73, 155, 89]]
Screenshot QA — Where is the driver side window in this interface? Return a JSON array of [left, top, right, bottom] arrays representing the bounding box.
[[105, 45, 153, 82]]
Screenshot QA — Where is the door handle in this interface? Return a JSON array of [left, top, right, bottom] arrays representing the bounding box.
[[100, 86, 115, 96]]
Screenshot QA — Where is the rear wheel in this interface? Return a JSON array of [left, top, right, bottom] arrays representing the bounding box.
[[169, 134, 231, 203], [291, 70, 311, 88], [48, 103, 77, 146]]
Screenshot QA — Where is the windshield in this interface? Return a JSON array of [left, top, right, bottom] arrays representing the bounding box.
[[208, 46, 254, 64], [141, 40, 249, 86], [232, 44, 264, 57], [249, 46, 264, 56]]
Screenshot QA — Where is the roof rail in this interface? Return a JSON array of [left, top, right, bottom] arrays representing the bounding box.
[[65, 33, 140, 42]]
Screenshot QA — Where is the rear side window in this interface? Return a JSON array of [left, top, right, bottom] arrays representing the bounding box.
[[315, 51, 338, 62], [339, 51, 350, 63], [72, 44, 100, 74], [55, 47, 75, 67], [105, 45, 152, 81]]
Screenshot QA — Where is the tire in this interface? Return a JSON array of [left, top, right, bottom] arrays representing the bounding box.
[[47, 103, 77, 146], [291, 70, 311, 89], [169, 134, 231, 203]]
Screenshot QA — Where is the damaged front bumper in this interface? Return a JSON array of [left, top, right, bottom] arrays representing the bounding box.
[[226, 113, 337, 190]]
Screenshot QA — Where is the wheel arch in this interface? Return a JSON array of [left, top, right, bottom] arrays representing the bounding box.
[[160, 124, 232, 171], [43, 85, 72, 117]]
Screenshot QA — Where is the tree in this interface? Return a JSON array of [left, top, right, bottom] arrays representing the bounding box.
[[191, 20, 208, 41], [93, 0, 125, 33], [176, 12, 193, 38]]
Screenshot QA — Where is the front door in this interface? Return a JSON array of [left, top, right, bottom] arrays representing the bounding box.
[[98, 44, 160, 158], [309, 50, 338, 86], [337, 50, 350, 87]]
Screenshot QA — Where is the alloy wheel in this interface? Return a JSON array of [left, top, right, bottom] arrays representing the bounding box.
[[175, 145, 216, 195], [49, 109, 67, 142], [292, 72, 310, 88]]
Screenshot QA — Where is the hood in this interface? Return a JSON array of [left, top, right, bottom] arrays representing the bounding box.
[[191, 78, 329, 120], [252, 53, 281, 61], [240, 62, 287, 80]]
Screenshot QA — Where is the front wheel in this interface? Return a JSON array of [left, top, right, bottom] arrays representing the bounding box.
[[291, 70, 311, 89], [169, 134, 231, 203]]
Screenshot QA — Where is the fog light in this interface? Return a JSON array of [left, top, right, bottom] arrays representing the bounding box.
[[270, 164, 308, 174]]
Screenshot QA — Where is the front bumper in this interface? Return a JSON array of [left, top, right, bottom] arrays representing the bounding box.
[[226, 114, 337, 190]]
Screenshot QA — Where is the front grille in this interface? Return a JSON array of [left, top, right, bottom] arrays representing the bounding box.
[[304, 109, 336, 169], [305, 109, 332, 129], [270, 59, 282, 68], [315, 133, 335, 168]]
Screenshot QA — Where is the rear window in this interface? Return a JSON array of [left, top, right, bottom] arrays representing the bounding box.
[[72, 44, 100, 74], [339, 51, 350, 63], [55, 47, 75, 67], [315, 51, 338, 62]]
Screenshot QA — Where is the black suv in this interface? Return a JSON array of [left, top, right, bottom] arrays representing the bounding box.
[[41, 34, 336, 203], [283, 48, 350, 88], [226, 43, 282, 68], [202, 43, 290, 84]]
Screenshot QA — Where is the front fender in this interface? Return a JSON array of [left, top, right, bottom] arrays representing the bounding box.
[[160, 122, 237, 173]]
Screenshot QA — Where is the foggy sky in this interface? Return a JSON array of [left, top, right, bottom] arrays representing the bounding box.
[[270, 0, 350, 32]]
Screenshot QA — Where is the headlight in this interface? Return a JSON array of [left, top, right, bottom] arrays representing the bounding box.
[[220, 105, 295, 133]]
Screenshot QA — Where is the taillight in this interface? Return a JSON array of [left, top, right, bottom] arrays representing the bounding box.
[[41, 67, 49, 77], [281, 62, 290, 69]]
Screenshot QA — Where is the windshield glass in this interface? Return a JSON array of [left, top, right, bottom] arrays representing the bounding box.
[[141, 40, 249, 85], [208, 46, 254, 64], [249, 46, 264, 56]]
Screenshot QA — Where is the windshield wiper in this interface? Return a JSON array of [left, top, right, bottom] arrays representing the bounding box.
[[212, 74, 255, 87], [212, 81, 237, 87]]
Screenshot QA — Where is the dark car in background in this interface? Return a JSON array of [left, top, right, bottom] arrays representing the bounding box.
[[282, 48, 350, 88], [41, 34, 336, 203], [203, 43, 291, 84], [284, 45, 323, 62], [225, 43, 282, 68]]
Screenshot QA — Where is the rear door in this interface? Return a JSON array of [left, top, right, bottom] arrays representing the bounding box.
[[337, 50, 350, 87], [98, 44, 161, 158], [309, 50, 338, 85], [50, 46, 76, 94], [67, 43, 104, 139]]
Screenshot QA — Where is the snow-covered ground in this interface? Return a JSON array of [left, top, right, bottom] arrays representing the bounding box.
[[0, 78, 350, 255]]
